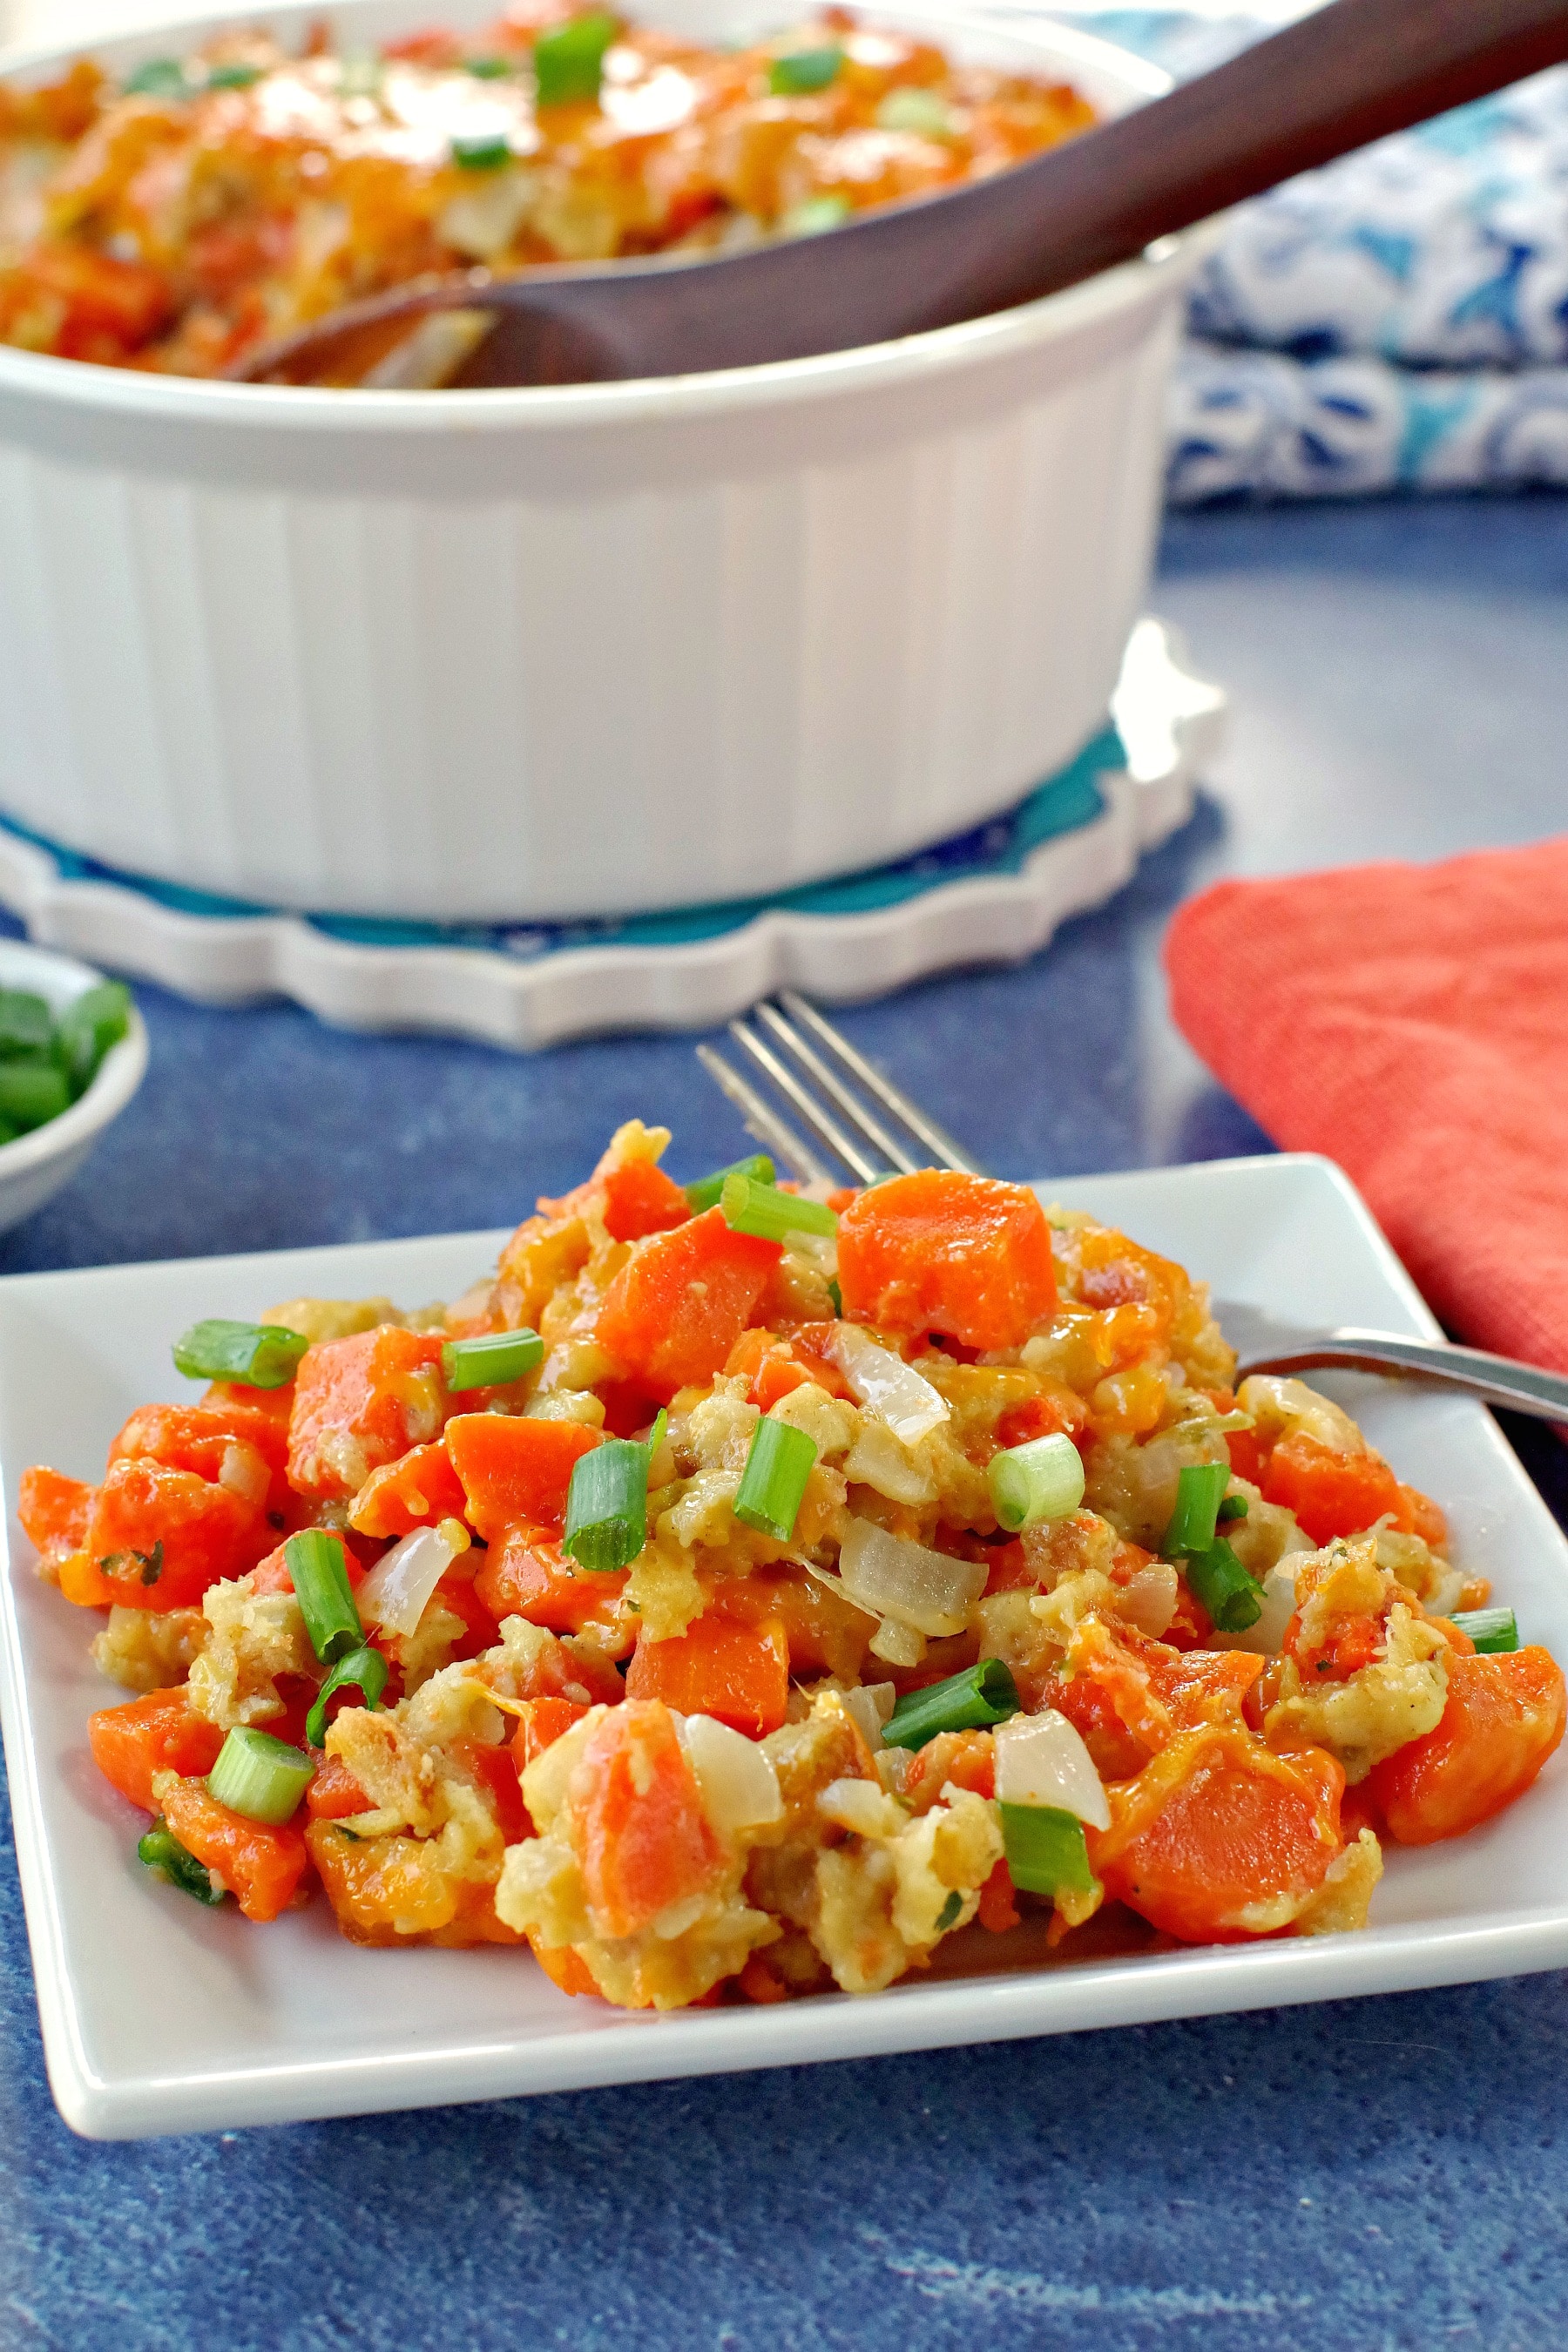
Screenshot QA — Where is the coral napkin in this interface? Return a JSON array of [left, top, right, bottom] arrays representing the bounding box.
[[1163, 839, 1568, 1373]]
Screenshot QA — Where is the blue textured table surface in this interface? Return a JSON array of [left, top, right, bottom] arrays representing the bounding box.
[[2, 494, 1565, 2352]]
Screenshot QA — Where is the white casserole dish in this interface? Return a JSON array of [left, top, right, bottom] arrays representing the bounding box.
[[0, 1, 1194, 923]]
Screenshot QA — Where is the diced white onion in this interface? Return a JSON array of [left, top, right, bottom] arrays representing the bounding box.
[[355, 1522, 463, 1638], [219, 1440, 269, 1507], [1116, 1562, 1179, 1639], [869, 1617, 926, 1667], [830, 1325, 950, 1446], [1213, 1565, 1299, 1657], [818, 1776, 902, 1839], [842, 1681, 897, 1752], [993, 1708, 1111, 1830], [681, 1713, 783, 1835], [837, 1517, 988, 1638]]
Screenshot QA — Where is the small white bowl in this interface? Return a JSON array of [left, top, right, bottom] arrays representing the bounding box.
[[0, 942, 148, 1236]]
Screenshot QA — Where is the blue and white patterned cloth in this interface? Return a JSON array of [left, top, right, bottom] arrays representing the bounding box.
[[1066, 10, 1568, 500]]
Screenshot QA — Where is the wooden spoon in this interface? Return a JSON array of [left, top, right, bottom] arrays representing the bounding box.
[[239, 0, 1568, 389]]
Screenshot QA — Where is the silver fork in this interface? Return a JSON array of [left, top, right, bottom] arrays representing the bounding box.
[[696, 996, 1568, 1427]]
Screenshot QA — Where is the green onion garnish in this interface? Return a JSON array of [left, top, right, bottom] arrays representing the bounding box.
[[124, 57, 189, 98], [1161, 1461, 1232, 1558], [988, 1431, 1085, 1533], [206, 62, 263, 88], [1000, 1802, 1099, 1898], [306, 1645, 389, 1749], [1217, 1493, 1248, 1522], [1451, 1606, 1519, 1654], [0, 1062, 68, 1132], [683, 1153, 775, 1214], [564, 1435, 655, 1572], [172, 1317, 308, 1388], [463, 55, 513, 77], [720, 1172, 837, 1243], [1183, 1535, 1263, 1634], [936, 1889, 963, 1931], [285, 1531, 363, 1666], [452, 132, 511, 170], [733, 1417, 817, 1542], [533, 11, 618, 107], [0, 990, 54, 1057], [882, 1658, 1021, 1752], [138, 1820, 224, 1903], [782, 193, 851, 237], [441, 1328, 544, 1391], [207, 1727, 315, 1824], [769, 45, 842, 95], [827, 1278, 843, 1316], [875, 86, 953, 139], [55, 980, 132, 1098]]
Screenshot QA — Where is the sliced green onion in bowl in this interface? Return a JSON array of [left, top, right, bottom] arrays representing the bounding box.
[[1161, 1460, 1231, 1558], [206, 62, 264, 89], [882, 1658, 1020, 1751], [720, 1172, 837, 1242], [1451, 1605, 1519, 1654], [533, 11, 619, 107], [285, 1530, 363, 1665], [734, 1416, 817, 1542], [0, 1062, 69, 1132], [769, 45, 842, 95], [452, 131, 512, 170], [782, 193, 851, 237], [988, 1430, 1085, 1532], [0, 990, 54, 1057], [442, 1328, 543, 1390], [463, 55, 514, 77], [208, 1727, 315, 1824], [1217, 1493, 1249, 1523], [123, 57, 190, 98], [1183, 1535, 1263, 1634], [172, 1317, 309, 1388], [307, 1644, 389, 1749], [1000, 1801, 1099, 1898], [138, 1820, 224, 1903], [684, 1152, 774, 1214], [55, 980, 132, 1098], [875, 86, 954, 139], [564, 1438, 654, 1572]]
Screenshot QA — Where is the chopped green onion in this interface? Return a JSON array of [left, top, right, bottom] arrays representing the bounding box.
[[533, 11, 618, 107], [285, 1531, 363, 1666], [442, 1328, 544, 1391], [452, 132, 512, 170], [0, 1061, 68, 1131], [782, 193, 851, 237], [684, 1152, 775, 1213], [1000, 1802, 1099, 1898], [564, 1437, 654, 1572], [936, 1889, 963, 1931], [56, 981, 132, 1098], [206, 62, 263, 88], [875, 86, 954, 139], [138, 1820, 224, 1903], [769, 45, 842, 95], [172, 1317, 309, 1388], [720, 1172, 837, 1243], [0, 990, 54, 1057], [123, 57, 189, 98], [827, 1278, 843, 1316], [208, 1727, 315, 1824], [463, 55, 514, 77], [1451, 1606, 1519, 1654], [306, 1645, 389, 1749], [1217, 1493, 1248, 1523], [0, 1118, 19, 1146], [1162, 1461, 1232, 1559], [734, 1417, 817, 1542], [882, 1659, 1020, 1752], [1183, 1536, 1263, 1634], [988, 1431, 1085, 1533]]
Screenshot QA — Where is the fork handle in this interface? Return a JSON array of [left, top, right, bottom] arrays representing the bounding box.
[[1237, 1330, 1568, 1424]]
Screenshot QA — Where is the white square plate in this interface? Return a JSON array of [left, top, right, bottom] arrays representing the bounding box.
[[4, 1153, 1567, 2140]]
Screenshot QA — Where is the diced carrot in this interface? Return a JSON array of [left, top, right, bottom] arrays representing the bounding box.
[[348, 1442, 469, 1538], [88, 1689, 225, 1812], [510, 1695, 591, 1779], [450, 1736, 529, 1845], [85, 1457, 270, 1611], [977, 1856, 1020, 1934], [737, 1951, 790, 2003], [904, 1728, 996, 1807], [445, 1415, 602, 1541], [109, 1402, 287, 1505], [625, 1614, 789, 1738], [983, 1541, 1037, 1596], [17, 241, 172, 357], [569, 1700, 723, 1939], [706, 1567, 871, 1683], [598, 1158, 692, 1242], [1225, 1424, 1268, 1488], [530, 1936, 600, 1998], [287, 1326, 447, 1499], [430, 1563, 502, 1660], [1397, 1484, 1448, 1550], [17, 1465, 94, 1562], [244, 1530, 362, 1598], [595, 1209, 781, 1400], [835, 1170, 1057, 1351], [474, 1526, 630, 1645], [381, 25, 462, 62], [1261, 1432, 1404, 1545], [723, 1325, 854, 1410], [1089, 1726, 1344, 1943], [159, 1776, 311, 1923], [306, 1754, 375, 1819], [996, 1392, 1089, 1450], [58, 1549, 118, 1608], [1369, 1648, 1566, 1845]]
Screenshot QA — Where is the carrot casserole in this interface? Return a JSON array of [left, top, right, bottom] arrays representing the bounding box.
[[18, 1125, 1565, 2010]]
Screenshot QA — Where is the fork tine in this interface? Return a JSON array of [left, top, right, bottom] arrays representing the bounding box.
[[694, 1044, 835, 1189], [777, 992, 987, 1176], [727, 1019, 882, 1184], [753, 1001, 922, 1177]]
